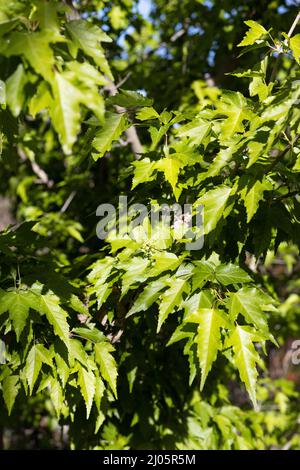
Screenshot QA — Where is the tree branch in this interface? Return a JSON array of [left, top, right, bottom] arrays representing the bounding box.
[[17, 146, 54, 188]]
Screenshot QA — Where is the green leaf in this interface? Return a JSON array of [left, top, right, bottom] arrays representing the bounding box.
[[0, 289, 38, 341], [25, 344, 52, 394], [290, 34, 300, 64], [184, 290, 213, 319], [120, 257, 150, 295], [127, 278, 168, 317], [88, 257, 115, 284], [191, 261, 215, 290], [229, 287, 269, 333], [176, 118, 210, 146], [149, 252, 182, 278], [197, 186, 232, 234], [49, 376, 64, 417], [66, 19, 112, 78], [39, 293, 70, 347], [0, 31, 57, 80], [0, 18, 18, 37], [238, 21, 267, 47], [3, 375, 20, 415], [72, 327, 106, 343], [69, 294, 90, 317], [215, 264, 251, 286], [109, 89, 153, 108], [204, 147, 235, 179], [226, 325, 263, 408], [49, 71, 84, 154], [77, 364, 95, 418], [249, 76, 269, 101], [136, 107, 159, 120], [240, 178, 272, 222], [157, 278, 189, 332], [95, 342, 118, 398], [132, 158, 156, 189], [156, 157, 183, 196], [92, 113, 128, 160], [5, 64, 27, 117], [193, 308, 225, 390], [246, 140, 265, 168], [33, 0, 60, 33], [29, 81, 52, 118], [218, 91, 253, 138]]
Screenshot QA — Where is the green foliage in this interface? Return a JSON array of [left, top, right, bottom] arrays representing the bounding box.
[[0, 0, 300, 451]]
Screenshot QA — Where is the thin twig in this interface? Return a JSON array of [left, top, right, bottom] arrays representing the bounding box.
[[115, 72, 132, 89], [270, 10, 300, 82], [60, 190, 77, 213], [17, 146, 54, 188], [287, 11, 300, 39]]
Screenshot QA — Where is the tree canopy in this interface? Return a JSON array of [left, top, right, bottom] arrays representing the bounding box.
[[0, 0, 300, 450]]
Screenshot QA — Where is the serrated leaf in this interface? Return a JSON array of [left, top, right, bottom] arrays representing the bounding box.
[[184, 290, 213, 319], [88, 257, 115, 284], [109, 89, 153, 108], [246, 140, 265, 168], [72, 327, 106, 343], [49, 71, 83, 154], [29, 81, 52, 118], [240, 178, 272, 222], [120, 257, 150, 295], [238, 21, 267, 47], [148, 252, 182, 277], [226, 324, 262, 408], [2, 375, 20, 415], [215, 264, 251, 285], [193, 308, 225, 390], [290, 34, 300, 64], [249, 76, 269, 101], [229, 287, 269, 333], [39, 294, 70, 347], [218, 91, 254, 138], [155, 157, 183, 195], [92, 113, 128, 160], [204, 147, 235, 179], [177, 118, 210, 146], [5, 64, 27, 117], [197, 186, 232, 234], [127, 278, 168, 317], [136, 107, 159, 120], [77, 364, 95, 418], [132, 158, 156, 189], [0, 289, 38, 341], [66, 19, 112, 78], [0, 30, 57, 80], [95, 342, 118, 397], [69, 294, 90, 317], [191, 261, 215, 290], [25, 344, 52, 394], [49, 376, 64, 417], [157, 278, 189, 332]]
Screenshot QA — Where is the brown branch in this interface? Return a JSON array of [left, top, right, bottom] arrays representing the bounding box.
[[17, 146, 54, 188]]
